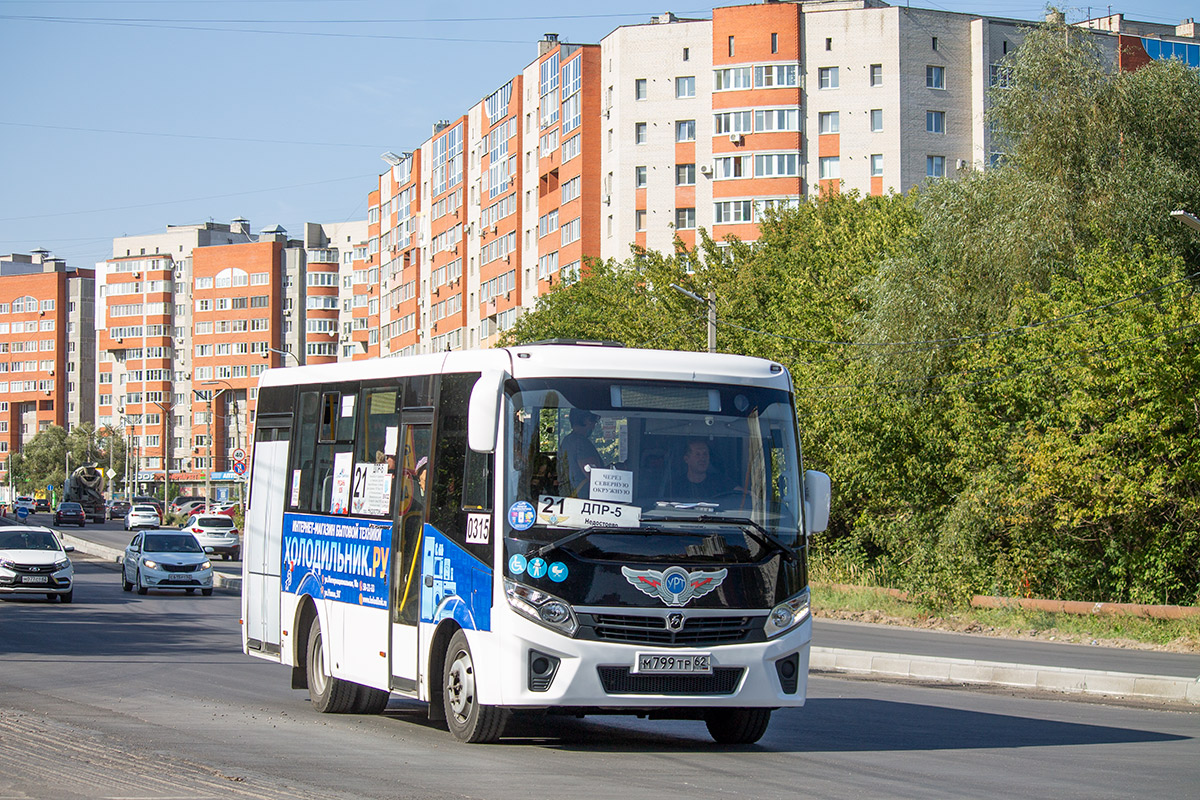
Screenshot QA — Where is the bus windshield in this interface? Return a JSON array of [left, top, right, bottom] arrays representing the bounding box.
[[504, 377, 803, 549]]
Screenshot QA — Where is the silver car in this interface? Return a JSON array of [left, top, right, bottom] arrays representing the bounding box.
[[124, 503, 161, 531], [0, 526, 74, 602], [183, 514, 241, 561], [122, 531, 213, 596]]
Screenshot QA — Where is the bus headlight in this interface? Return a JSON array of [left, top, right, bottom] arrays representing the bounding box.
[[764, 588, 810, 638], [504, 579, 578, 637]]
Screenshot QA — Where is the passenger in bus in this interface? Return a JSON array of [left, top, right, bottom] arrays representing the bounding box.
[[673, 438, 735, 501], [530, 453, 559, 498], [558, 409, 604, 497]]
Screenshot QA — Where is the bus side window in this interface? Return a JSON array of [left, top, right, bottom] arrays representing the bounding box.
[[430, 373, 492, 563], [290, 391, 322, 511]]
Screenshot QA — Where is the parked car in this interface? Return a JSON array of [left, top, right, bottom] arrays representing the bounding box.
[[124, 504, 161, 531], [122, 530, 213, 595], [108, 499, 132, 520], [0, 526, 74, 602], [13, 496, 36, 516], [172, 497, 209, 515], [54, 502, 86, 527], [210, 503, 240, 518], [183, 514, 241, 560]]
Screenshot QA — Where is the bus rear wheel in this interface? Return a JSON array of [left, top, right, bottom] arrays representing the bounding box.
[[704, 708, 772, 745], [443, 630, 507, 743], [306, 616, 358, 713]]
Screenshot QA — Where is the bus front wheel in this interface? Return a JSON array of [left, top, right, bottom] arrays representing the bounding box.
[[306, 616, 358, 713], [443, 630, 507, 743], [704, 708, 772, 745]]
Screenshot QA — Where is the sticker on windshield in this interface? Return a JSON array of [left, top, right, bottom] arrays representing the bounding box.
[[588, 467, 633, 504], [508, 553, 528, 575], [548, 562, 568, 582], [537, 495, 642, 529], [508, 501, 536, 531]]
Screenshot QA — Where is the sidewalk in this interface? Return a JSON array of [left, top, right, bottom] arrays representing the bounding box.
[[60, 533, 1197, 706]]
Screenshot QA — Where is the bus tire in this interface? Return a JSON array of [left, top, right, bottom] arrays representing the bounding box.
[[353, 685, 391, 714], [704, 708, 772, 745], [443, 630, 507, 743], [306, 616, 358, 713]]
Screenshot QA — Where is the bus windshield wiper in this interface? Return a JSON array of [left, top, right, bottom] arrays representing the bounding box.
[[642, 514, 797, 563], [531, 526, 642, 559]]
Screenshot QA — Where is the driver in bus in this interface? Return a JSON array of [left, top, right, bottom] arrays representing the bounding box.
[[673, 438, 736, 501], [559, 408, 604, 497]]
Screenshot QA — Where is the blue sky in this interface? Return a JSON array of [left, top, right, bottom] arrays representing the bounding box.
[[2, 0, 1196, 273]]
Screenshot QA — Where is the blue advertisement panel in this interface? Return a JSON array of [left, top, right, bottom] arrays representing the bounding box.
[[282, 512, 392, 609], [420, 524, 493, 632]]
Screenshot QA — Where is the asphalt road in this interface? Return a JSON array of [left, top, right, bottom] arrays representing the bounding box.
[[1, 558, 1197, 800], [45, 518, 1200, 681]]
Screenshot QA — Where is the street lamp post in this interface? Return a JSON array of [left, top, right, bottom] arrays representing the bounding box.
[[1171, 209, 1200, 233], [263, 347, 300, 366], [202, 379, 244, 512], [670, 284, 717, 353], [195, 387, 224, 513]]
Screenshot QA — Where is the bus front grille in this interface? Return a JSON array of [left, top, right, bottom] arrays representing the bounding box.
[[597, 666, 744, 695], [585, 613, 759, 646]]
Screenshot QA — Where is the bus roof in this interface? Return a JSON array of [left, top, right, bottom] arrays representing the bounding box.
[[257, 345, 791, 391]]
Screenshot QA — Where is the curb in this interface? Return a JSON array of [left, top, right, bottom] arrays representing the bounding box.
[[811, 646, 1200, 705], [60, 533, 243, 593]]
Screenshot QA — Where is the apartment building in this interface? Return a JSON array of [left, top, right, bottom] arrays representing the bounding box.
[[0, 251, 94, 501], [99, 218, 367, 498]]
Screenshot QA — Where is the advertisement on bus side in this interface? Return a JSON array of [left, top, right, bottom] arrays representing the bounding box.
[[281, 512, 392, 608]]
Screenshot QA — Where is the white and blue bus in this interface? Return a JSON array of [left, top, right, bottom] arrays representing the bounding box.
[[241, 342, 830, 743]]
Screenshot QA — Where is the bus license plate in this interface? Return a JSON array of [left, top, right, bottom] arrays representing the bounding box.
[[22, 575, 48, 584], [634, 653, 712, 675]]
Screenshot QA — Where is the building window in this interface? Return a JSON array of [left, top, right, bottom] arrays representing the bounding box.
[[635, 78, 647, 100], [635, 122, 647, 144], [870, 109, 883, 132], [675, 120, 696, 142], [675, 76, 695, 98], [728, 35, 734, 57], [675, 208, 696, 230], [825, 37, 832, 51], [927, 65, 945, 89], [683, 47, 689, 61], [927, 110, 946, 134], [927, 155, 946, 178], [871, 154, 884, 176], [635, 166, 647, 188], [676, 164, 696, 185], [635, 210, 647, 232], [870, 64, 882, 86], [818, 111, 839, 134], [932, 36, 939, 51], [771, 33, 778, 54], [818, 67, 839, 89], [819, 157, 840, 179], [714, 200, 753, 224]]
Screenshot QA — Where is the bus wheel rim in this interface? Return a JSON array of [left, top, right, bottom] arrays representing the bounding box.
[[446, 648, 474, 720]]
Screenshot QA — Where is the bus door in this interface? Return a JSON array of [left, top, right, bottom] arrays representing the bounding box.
[[389, 411, 433, 690], [245, 415, 291, 656]]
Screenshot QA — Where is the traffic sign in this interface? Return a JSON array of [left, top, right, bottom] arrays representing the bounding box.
[[232, 461, 247, 476], [231, 448, 247, 463], [106, 468, 116, 479], [16, 507, 28, 520]]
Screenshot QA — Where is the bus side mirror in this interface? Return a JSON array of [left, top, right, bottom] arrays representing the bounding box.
[[803, 470, 831, 534], [468, 370, 508, 454]]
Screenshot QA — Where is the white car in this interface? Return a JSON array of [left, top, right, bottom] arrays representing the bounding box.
[[122, 530, 214, 596], [183, 514, 241, 561], [124, 504, 161, 531], [13, 496, 36, 517], [0, 526, 74, 602]]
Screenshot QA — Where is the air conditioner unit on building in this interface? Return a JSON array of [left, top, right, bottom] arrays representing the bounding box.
[[699, 164, 713, 176], [957, 159, 968, 170], [603, 194, 611, 205], [175, 337, 184, 345], [729, 133, 744, 145], [133, 272, 141, 278]]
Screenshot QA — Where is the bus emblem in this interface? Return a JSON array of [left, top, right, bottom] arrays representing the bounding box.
[[621, 566, 728, 607]]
